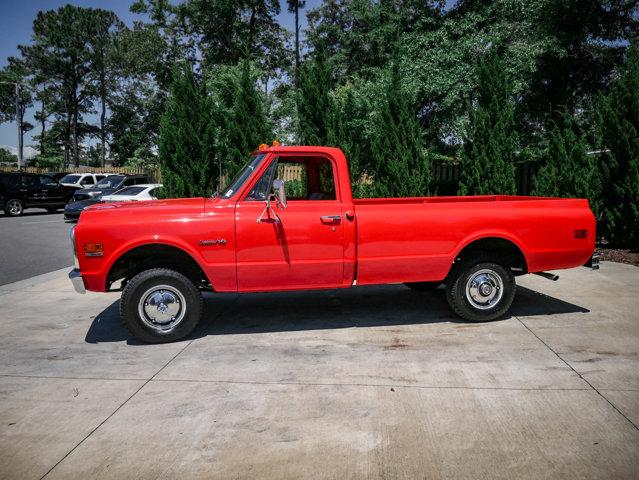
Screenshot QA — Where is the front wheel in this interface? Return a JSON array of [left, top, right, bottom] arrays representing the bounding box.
[[445, 258, 515, 322], [120, 269, 203, 343], [4, 199, 24, 216]]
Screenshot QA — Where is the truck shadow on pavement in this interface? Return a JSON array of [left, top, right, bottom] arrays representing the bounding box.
[[85, 284, 589, 344]]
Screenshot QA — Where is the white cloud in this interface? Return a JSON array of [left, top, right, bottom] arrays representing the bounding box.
[[0, 145, 39, 159]]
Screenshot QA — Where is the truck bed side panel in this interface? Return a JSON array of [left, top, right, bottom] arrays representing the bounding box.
[[353, 198, 595, 285]]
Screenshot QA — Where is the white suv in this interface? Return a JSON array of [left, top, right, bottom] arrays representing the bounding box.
[[59, 173, 107, 188]]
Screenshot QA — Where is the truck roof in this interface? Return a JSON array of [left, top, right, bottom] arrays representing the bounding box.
[[256, 145, 343, 155]]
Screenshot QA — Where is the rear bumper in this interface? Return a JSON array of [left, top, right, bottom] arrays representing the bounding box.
[[69, 268, 86, 294]]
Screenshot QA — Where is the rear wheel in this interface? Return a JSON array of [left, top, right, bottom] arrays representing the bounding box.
[[120, 268, 203, 343], [4, 199, 24, 216], [445, 256, 515, 322], [404, 281, 441, 291]]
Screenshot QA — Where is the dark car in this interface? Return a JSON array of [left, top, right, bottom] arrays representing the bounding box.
[[0, 172, 76, 216], [64, 198, 100, 222], [72, 174, 150, 202], [65, 174, 151, 222]]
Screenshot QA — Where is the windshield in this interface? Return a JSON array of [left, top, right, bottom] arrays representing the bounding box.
[[96, 175, 124, 188], [60, 175, 81, 183], [221, 154, 266, 198], [112, 186, 145, 196]]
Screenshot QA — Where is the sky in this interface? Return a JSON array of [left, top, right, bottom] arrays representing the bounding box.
[[0, 0, 321, 154]]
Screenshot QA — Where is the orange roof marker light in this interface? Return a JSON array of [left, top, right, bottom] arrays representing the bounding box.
[[258, 143, 269, 150], [272, 140, 281, 146]]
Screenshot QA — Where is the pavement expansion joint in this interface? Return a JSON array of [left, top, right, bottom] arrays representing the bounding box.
[[514, 314, 639, 432]]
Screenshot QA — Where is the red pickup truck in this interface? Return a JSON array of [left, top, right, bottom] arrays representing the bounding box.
[[69, 146, 597, 343]]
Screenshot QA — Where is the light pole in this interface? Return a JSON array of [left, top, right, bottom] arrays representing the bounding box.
[[0, 81, 23, 169]]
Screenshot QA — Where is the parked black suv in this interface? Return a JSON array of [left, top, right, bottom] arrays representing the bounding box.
[[0, 172, 76, 216]]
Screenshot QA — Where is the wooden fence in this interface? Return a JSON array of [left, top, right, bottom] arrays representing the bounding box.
[[0, 165, 161, 183], [0, 161, 540, 196]]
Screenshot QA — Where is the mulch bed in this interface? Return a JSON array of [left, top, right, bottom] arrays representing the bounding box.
[[596, 247, 639, 267]]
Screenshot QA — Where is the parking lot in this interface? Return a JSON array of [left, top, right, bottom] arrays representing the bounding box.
[[0, 261, 637, 479], [0, 211, 73, 285]]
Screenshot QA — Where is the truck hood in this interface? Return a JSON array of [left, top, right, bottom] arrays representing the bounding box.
[[80, 197, 207, 223]]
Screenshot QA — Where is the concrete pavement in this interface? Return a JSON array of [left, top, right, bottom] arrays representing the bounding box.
[[0, 262, 637, 479]]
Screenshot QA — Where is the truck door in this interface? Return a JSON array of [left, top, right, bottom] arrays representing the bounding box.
[[235, 154, 345, 291]]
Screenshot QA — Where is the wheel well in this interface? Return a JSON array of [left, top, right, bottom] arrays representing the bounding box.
[[107, 244, 211, 291], [453, 237, 528, 276]]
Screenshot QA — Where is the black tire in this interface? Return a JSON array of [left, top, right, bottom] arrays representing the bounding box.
[[404, 281, 441, 291], [120, 268, 203, 343], [445, 256, 515, 322], [4, 199, 24, 216]]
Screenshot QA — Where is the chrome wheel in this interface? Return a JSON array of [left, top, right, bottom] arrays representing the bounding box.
[[137, 285, 187, 332], [465, 268, 504, 310], [7, 200, 23, 216]]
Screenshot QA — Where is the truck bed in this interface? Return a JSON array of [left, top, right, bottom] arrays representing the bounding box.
[[352, 195, 595, 286]]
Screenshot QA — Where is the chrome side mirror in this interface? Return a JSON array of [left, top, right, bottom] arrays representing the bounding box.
[[257, 179, 287, 224], [273, 179, 287, 209]]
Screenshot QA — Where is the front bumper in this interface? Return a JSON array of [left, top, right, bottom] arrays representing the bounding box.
[[69, 268, 86, 294]]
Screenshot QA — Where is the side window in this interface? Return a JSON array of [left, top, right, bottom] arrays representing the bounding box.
[[39, 175, 58, 187], [81, 176, 95, 185], [21, 175, 36, 188], [136, 177, 148, 185], [243, 156, 338, 201], [123, 178, 135, 187], [277, 161, 307, 199], [315, 160, 336, 200]]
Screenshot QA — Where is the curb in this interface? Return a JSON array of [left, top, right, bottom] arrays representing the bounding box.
[[0, 266, 72, 295]]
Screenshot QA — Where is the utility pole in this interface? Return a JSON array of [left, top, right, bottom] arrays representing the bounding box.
[[0, 80, 23, 169], [15, 83, 22, 169]]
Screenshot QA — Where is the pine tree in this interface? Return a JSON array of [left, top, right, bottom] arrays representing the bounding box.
[[367, 63, 431, 197], [459, 49, 517, 195], [297, 43, 336, 145], [158, 65, 217, 198], [333, 86, 374, 196], [217, 61, 272, 179], [532, 113, 601, 215], [598, 47, 639, 247]]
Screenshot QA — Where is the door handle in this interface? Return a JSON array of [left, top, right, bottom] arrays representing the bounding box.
[[320, 215, 341, 224]]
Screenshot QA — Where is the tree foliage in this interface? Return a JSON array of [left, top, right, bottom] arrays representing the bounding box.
[[158, 66, 217, 198], [598, 46, 639, 246], [459, 49, 517, 195], [367, 63, 431, 197], [297, 43, 336, 145], [212, 61, 273, 179], [2, 0, 639, 248], [0, 147, 18, 164], [532, 113, 602, 215]]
